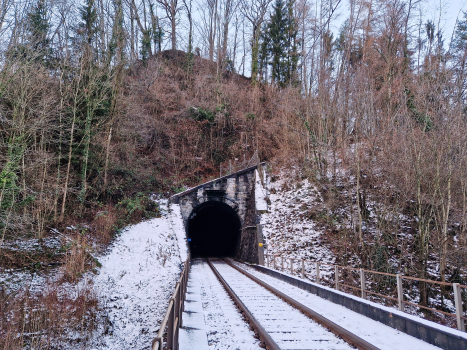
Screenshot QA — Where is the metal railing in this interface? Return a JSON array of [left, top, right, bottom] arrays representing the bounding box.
[[152, 254, 191, 350], [265, 254, 467, 332], [219, 151, 261, 177]]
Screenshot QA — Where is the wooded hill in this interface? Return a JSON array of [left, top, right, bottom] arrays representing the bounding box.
[[1, 0, 467, 302]]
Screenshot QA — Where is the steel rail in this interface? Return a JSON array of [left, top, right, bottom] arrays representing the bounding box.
[[206, 258, 281, 350], [224, 259, 380, 350]]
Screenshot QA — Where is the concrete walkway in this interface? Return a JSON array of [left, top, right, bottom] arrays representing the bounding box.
[[179, 277, 210, 349]]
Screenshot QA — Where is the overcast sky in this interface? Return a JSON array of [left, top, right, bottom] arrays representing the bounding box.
[[428, 0, 467, 40], [328, 0, 467, 47]]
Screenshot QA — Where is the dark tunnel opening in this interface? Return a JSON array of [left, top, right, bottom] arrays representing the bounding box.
[[187, 201, 241, 257]]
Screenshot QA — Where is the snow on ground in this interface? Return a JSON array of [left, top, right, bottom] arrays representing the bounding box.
[[180, 259, 260, 350], [255, 169, 268, 211], [231, 261, 446, 350], [1, 235, 62, 252], [259, 170, 336, 278], [259, 166, 463, 323], [90, 201, 188, 350], [0, 266, 59, 294], [0, 236, 63, 293]]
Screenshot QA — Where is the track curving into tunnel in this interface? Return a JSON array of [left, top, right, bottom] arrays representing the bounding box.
[[187, 201, 241, 257]]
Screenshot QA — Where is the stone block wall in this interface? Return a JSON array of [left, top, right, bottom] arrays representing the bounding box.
[[169, 165, 260, 263], [237, 183, 259, 263]]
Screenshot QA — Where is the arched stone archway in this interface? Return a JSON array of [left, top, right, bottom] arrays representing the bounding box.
[[170, 164, 266, 263], [187, 201, 241, 257]]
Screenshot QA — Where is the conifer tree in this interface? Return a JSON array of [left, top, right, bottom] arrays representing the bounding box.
[[268, 0, 288, 84], [452, 11, 467, 105], [78, 0, 98, 49], [262, 0, 299, 87], [28, 0, 50, 52], [140, 29, 152, 63], [258, 23, 271, 81], [11, 0, 53, 64]]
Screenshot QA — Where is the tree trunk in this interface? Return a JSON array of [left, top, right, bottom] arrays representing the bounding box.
[[60, 65, 83, 222]]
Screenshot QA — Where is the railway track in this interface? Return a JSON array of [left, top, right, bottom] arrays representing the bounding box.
[[206, 257, 379, 350]]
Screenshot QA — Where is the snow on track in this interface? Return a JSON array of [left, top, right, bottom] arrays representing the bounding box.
[[211, 260, 353, 350], [231, 261, 443, 350], [180, 259, 260, 349]]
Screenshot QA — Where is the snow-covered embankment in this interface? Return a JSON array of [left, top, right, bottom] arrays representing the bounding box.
[[91, 201, 187, 349]]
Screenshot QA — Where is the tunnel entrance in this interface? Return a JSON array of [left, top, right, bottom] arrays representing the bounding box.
[[187, 201, 241, 257]]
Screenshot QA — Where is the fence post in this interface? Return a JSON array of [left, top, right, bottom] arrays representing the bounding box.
[[166, 298, 175, 350], [316, 262, 320, 284], [301, 259, 305, 279], [180, 279, 185, 328], [360, 269, 366, 299], [174, 283, 181, 349], [335, 265, 339, 290], [290, 259, 294, 274], [152, 337, 162, 350], [274, 255, 277, 270], [454, 283, 465, 332], [397, 274, 404, 311], [281, 256, 284, 271]]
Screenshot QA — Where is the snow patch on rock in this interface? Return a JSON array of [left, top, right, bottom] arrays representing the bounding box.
[[261, 170, 336, 277]]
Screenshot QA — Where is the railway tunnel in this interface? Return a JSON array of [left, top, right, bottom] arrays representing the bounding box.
[[187, 201, 241, 257], [169, 163, 266, 263]]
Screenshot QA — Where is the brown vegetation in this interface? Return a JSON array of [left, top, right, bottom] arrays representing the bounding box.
[[0, 280, 98, 349], [2, 0, 467, 342]]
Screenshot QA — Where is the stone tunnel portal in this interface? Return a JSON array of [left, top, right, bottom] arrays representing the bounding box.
[[187, 201, 241, 257]]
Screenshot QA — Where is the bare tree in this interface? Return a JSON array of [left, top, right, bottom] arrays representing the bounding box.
[[219, 0, 237, 64], [182, 0, 193, 52], [196, 0, 218, 60], [239, 0, 272, 83], [155, 0, 181, 49], [0, 0, 13, 35]]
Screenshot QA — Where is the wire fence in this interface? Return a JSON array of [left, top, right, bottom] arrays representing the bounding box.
[[219, 151, 260, 177], [265, 254, 467, 332]]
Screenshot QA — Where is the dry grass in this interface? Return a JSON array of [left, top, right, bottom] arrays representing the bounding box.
[[62, 235, 89, 284], [0, 279, 98, 349], [93, 206, 118, 245]]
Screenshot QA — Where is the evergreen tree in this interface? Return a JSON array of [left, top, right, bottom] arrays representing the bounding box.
[[268, 0, 288, 84], [8, 0, 53, 64], [140, 30, 152, 63], [453, 12, 467, 53], [27, 0, 50, 52], [262, 0, 299, 87], [258, 23, 271, 81], [78, 0, 98, 49]]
